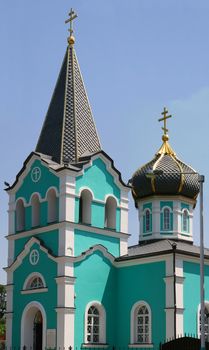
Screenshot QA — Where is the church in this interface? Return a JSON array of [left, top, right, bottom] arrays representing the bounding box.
[[5, 10, 209, 350]]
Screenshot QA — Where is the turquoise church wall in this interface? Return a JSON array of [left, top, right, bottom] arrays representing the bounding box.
[[12, 242, 57, 347], [14, 229, 59, 258], [74, 251, 117, 348], [183, 261, 209, 336], [116, 261, 166, 349], [75, 158, 121, 230], [16, 159, 59, 203], [74, 229, 120, 257]]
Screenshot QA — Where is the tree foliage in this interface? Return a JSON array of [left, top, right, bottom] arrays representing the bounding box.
[[0, 285, 6, 319]]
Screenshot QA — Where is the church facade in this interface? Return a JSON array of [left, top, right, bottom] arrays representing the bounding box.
[[5, 11, 209, 350]]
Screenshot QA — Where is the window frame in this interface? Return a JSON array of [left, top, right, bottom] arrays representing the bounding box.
[[130, 301, 152, 346], [162, 206, 171, 231], [22, 272, 47, 295], [84, 301, 106, 345], [143, 208, 152, 233], [182, 208, 189, 233]]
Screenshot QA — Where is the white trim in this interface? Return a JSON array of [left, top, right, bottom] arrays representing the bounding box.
[[6, 312, 13, 348], [23, 272, 46, 290], [78, 187, 94, 200], [82, 345, 108, 348], [21, 288, 48, 295], [6, 220, 130, 242], [130, 301, 152, 345], [84, 301, 106, 344], [21, 301, 47, 350], [128, 344, 153, 348]]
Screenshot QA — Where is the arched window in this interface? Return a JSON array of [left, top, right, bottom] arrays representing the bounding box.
[[131, 302, 151, 344], [25, 276, 45, 290], [85, 302, 106, 344], [16, 199, 25, 231], [31, 194, 40, 227], [79, 190, 93, 225], [105, 196, 117, 229], [144, 209, 151, 232], [47, 189, 58, 223], [198, 304, 209, 340], [163, 208, 171, 230], [182, 209, 189, 232]]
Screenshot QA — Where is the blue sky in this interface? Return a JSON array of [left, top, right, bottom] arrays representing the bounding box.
[[1, 1, 209, 283]]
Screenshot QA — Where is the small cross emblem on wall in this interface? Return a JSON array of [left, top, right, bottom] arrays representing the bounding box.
[[29, 249, 39, 265], [31, 167, 41, 183]]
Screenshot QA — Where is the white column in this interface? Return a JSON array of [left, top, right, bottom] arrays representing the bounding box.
[[8, 194, 15, 235], [59, 223, 74, 256], [152, 199, 160, 237], [120, 190, 129, 234], [175, 258, 184, 337], [59, 171, 76, 222]]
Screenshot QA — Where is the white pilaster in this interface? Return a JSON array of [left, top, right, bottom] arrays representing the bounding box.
[[5, 284, 14, 348], [8, 194, 15, 235], [56, 308, 75, 349], [59, 223, 74, 256], [59, 172, 76, 222], [120, 191, 129, 234], [175, 258, 184, 337]]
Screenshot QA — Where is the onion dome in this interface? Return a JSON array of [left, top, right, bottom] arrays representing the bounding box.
[[131, 108, 200, 203]]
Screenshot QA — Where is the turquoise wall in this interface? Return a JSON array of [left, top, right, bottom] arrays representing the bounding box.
[[74, 229, 120, 257], [116, 261, 166, 349], [14, 229, 59, 258], [12, 242, 57, 347], [74, 251, 117, 348], [75, 158, 121, 231], [16, 159, 59, 203], [183, 261, 209, 335]]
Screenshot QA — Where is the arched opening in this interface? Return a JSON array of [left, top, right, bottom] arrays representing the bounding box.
[[85, 301, 106, 344], [144, 209, 151, 233], [31, 194, 40, 227], [47, 189, 58, 223], [21, 302, 46, 350], [131, 301, 152, 344], [79, 189, 93, 225], [16, 199, 25, 231], [105, 196, 117, 229]]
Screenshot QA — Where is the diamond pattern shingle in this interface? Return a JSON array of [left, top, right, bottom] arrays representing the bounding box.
[[36, 44, 101, 164]]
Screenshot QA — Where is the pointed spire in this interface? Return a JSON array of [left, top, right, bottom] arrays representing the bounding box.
[[36, 11, 101, 164]]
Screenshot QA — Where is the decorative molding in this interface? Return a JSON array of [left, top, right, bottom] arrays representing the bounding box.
[[21, 288, 48, 295]]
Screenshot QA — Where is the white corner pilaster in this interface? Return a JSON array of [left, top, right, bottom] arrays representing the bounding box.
[[175, 258, 184, 337], [8, 194, 15, 235], [56, 307, 75, 349], [5, 284, 14, 348], [120, 191, 129, 234], [59, 172, 76, 222], [59, 223, 74, 256]]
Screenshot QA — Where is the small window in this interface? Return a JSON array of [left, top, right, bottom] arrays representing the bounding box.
[[85, 302, 106, 344], [31, 194, 40, 227], [131, 302, 151, 344], [145, 209, 151, 232], [182, 209, 189, 232], [198, 305, 209, 340], [26, 276, 44, 290], [87, 306, 100, 343], [16, 199, 25, 231], [79, 190, 93, 225], [105, 197, 117, 229], [163, 208, 170, 230], [47, 189, 58, 223]]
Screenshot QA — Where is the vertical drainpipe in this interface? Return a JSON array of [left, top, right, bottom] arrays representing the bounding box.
[[172, 242, 177, 339]]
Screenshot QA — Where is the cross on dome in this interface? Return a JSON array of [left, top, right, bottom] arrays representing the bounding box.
[[158, 107, 172, 140], [65, 8, 78, 44]]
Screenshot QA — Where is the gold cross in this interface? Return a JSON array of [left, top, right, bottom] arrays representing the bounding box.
[[65, 8, 78, 37], [158, 107, 172, 136]]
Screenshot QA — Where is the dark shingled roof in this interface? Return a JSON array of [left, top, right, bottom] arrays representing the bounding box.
[[131, 138, 200, 202], [36, 44, 101, 164], [115, 239, 209, 261]]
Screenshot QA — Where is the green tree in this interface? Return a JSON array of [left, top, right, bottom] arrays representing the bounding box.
[[0, 286, 6, 319]]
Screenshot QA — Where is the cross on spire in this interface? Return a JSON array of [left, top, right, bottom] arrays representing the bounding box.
[[158, 107, 172, 137], [65, 8, 78, 42]]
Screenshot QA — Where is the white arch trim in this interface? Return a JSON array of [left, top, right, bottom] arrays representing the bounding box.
[[84, 301, 106, 344], [78, 187, 94, 199], [15, 197, 27, 207], [23, 272, 46, 290], [45, 186, 59, 200], [143, 208, 152, 215], [160, 205, 172, 213], [104, 194, 119, 206], [21, 301, 47, 350], [29, 192, 42, 204], [130, 301, 152, 344]]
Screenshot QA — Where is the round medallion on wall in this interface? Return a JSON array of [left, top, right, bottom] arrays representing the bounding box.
[[31, 167, 41, 183], [29, 249, 39, 265]]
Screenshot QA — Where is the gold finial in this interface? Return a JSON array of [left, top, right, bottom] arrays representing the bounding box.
[[158, 107, 172, 142], [65, 8, 78, 45]]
